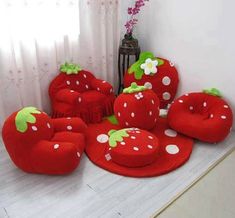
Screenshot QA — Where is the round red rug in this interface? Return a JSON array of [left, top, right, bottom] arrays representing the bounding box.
[[85, 116, 194, 177]]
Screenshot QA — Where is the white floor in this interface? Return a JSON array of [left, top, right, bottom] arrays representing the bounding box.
[[0, 132, 235, 218]]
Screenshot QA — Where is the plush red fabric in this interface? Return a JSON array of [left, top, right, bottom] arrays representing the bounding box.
[[124, 58, 179, 108], [49, 70, 115, 123], [2, 107, 87, 175], [114, 89, 160, 130], [168, 92, 233, 143], [85, 116, 193, 177], [110, 129, 160, 167]]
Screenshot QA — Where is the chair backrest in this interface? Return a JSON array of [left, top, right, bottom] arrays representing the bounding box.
[[49, 70, 95, 98]]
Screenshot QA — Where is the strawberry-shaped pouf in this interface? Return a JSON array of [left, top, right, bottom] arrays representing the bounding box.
[[123, 51, 179, 108], [2, 107, 87, 175], [168, 88, 233, 143], [114, 82, 160, 130], [85, 116, 193, 177], [49, 62, 115, 123], [108, 128, 159, 167]]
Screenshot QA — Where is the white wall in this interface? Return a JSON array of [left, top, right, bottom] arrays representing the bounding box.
[[121, 0, 235, 125]]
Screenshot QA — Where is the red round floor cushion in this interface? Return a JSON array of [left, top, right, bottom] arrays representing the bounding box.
[[108, 128, 160, 167], [123, 51, 179, 109], [168, 90, 233, 143], [114, 82, 160, 130], [2, 107, 86, 175]]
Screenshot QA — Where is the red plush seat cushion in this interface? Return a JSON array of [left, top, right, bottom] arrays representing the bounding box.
[[168, 93, 233, 143]]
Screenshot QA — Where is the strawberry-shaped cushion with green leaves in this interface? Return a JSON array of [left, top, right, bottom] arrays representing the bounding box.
[[168, 89, 233, 143], [114, 82, 160, 130], [49, 62, 115, 123], [85, 115, 193, 177], [2, 107, 87, 175], [123, 51, 179, 108], [108, 128, 159, 167]]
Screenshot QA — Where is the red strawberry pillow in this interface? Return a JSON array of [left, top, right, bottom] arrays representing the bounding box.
[[114, 82, 160, 130], [168, 89, 233, 143], [2, 107, 87, 175], [124, 51, 179, 109]]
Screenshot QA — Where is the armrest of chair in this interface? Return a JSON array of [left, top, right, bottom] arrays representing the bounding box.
[[55, 89, 82, 105], [90, 78, 114, 95]]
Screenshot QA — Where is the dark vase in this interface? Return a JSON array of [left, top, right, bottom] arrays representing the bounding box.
[[122, 32, 139, 48]]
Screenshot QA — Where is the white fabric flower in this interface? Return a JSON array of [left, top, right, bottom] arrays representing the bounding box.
[[140, 58, 158, 75], [135, 92, 144, 100]]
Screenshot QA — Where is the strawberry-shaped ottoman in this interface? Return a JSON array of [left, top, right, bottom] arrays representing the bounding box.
[[49, 63, 115, 123], [2, 107, 87, 175], [168, 89, 233, 143], [108, 128, 160, 167], [85, 115, 193, 177], [114, 82, 160, 130], [123, 51, 179, 108]]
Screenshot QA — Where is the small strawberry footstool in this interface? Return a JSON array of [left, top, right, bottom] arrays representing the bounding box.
[[123, 51, 179, 108], [168, 89, 233, 143], [2, 107, 87, 175], [114, 82, 160, 130]]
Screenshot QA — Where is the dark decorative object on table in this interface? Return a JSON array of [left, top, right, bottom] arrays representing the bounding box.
[[118, 33, 140, 93]]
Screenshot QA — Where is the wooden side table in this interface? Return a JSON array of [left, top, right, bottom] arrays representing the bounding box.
[[118, 35, 140, 93]]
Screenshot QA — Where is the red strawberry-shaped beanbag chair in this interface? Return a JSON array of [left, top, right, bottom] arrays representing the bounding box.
[[123, 51, 179, 108], [114, 82, 160, 130], [49, 63, 115, 123], [168, 89, 233, 143], [2, 107, 87, 175], [85, 115, 193, 177], [108, 128, 160, 167]]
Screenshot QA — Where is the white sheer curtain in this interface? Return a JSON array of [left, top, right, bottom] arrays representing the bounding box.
[[0, 0, 120, 128]]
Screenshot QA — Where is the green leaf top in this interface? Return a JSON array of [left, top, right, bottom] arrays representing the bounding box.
[[128, 51, 165, 80], [106, 115, 119, 125], [108, 129, 129, 148], [123, 82, 146, 94], [203, 88, 222, 97], [60, 62, 82, 75], [15, 107, 41, 133]]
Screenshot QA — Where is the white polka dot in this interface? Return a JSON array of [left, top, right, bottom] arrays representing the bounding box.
[[85, 85, 89, 89], [133, 147, 139, 151], [169, 62, 175, 67], [210, 114, 214, 118], [110, 88, 113, 93], [131, 136, 136, 139], [97, 134, 109, 143], [70, 90, 74, 93], [162, 76, 171, 86], [149, 111, 152, 116], [120, 142, 125, 145], [178, 100, 183, 103], [144, 82, 152, 89], [124, 102, 127, 108], [154, 118, 157, 122], [151, 100, 154, 105], [224, 105, 229, 108], [97, 88, 100, 91], [83, 74, 87, 78], [67, 125, 72, 131], [163, 92, 171, 100], [185, 93, 189, 96], [117, 112, 121, 117], [131, 112, 135, 117], [76, 81, 79, 85], [32, 126, 37, 131], [221, 115, 227, 119], [78, 97, 82, 103], [66, 80, 70, 85], [102, 80, 106, 83], [109, 147, 111, 150], [166, 144, 179, 154], [189, 106, 193, 111], [148, 135, 153, 139], [203, 102, 207, 107], [164, 129, 177, 137], [67, 117, 71, 119], [47, 123, 51, 128], [125, 122, 129, 126], [54, 144, 59, 149], [77, 152, 81, 157], [136, 131, 141, 133], [105, 153, 112, 161], [147, 145, 153, 149]]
